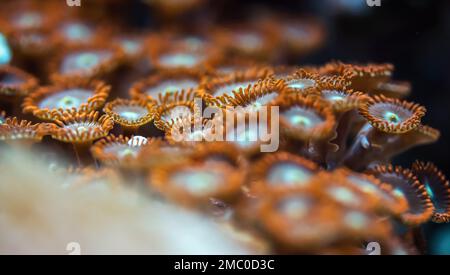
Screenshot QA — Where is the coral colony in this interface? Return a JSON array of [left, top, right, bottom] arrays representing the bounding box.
[[0, 0, 449, 255]]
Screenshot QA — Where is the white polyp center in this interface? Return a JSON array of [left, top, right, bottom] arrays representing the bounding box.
[[65, 122, 99, 136], [383, 111, 401, 124], [171, 166, 225, 196], [278, 196, 311, 220], [246, 92, 278, 111], [283, 106, 323, 129], [113, 105, 148, 122], [267, 162, 312, 186], [368, 103, 413, 126], [228, 121, 261, 148], [14, 12, 42, 29], [323, 90, 346, 102], [328, 186, 361, 207], [0, 33, 12, 65], [104, 144, 140, 159], [146, 79, 198, 98], [344, 211, 369, 230], [288, 78, 316, 90], [118, 147, 138, 158], [159, 53, 202, 68], [77, 126, 88, 133], [122, 111, 140, 121], [61, 50, 112, 75], [119, 38, 141, 55], [39, 89, 93, 110], [235, 32, 262, 50], [62, 22, 93, 41]]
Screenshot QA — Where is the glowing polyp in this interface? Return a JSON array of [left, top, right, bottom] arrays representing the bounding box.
[[267, 162, 312, 186], [368, 103, 412, 126], [159, 53, 202, 68], [38, 89, 92, 110], [344, 211, 369, 230], [278, 196, 311, 220], [104, 145, 140, 159], [61, 23, 93, 42], [171, 168, 223, 196], [327, 186, 361, 207], [283, 106, 323, 129], [145, 79, 198, 98], [288, 79, 316, 90], [14, 12, 42, 29], [0, 33, 12, 65], [235, 32, 262, 51], [112, 105, 148, 121], [61, 51, 112, 75], [322, 90, 346, 102], [119, 39, 141, 55], [247, 92, 279, 110]]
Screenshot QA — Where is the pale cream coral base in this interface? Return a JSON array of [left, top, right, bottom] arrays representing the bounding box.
[[0, 149, 252, 255]]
